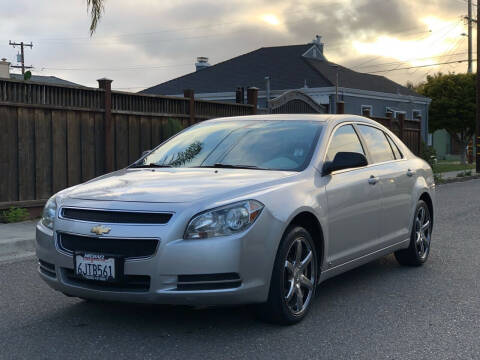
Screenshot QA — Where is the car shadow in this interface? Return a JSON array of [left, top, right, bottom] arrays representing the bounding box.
[[42, 253, 424, 333]]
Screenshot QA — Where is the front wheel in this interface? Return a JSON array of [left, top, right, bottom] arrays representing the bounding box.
[[256, 226, 317, 325], [395, 200, 432, 266]]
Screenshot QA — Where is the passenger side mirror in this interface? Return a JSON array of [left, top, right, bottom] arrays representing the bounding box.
[[322, 152, 368, 176]]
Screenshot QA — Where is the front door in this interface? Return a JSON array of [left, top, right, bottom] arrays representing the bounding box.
[[323, 124, 382, 268]]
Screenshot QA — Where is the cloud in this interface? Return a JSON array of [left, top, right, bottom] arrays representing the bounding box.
[[0, 0, 471, 90]]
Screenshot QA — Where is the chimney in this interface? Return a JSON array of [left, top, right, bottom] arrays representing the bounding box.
[[312, 35, 324, 54], [195, 57, 210, 71], [0, 58, 10, 79]]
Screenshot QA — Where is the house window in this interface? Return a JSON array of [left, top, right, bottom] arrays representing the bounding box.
[[361, 105, 372, 117], [386, 107, 406, 118], [412, 110, 422, 120]]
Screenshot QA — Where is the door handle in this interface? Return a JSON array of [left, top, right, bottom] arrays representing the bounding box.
[[406, 169, 416, 177], [368, 175, 378, 185]]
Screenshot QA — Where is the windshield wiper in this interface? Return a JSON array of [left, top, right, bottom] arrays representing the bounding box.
[[131, 163, 172, 168], [207, 163, 263, 170]]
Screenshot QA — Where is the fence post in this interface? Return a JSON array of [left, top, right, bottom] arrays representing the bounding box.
[[336, 101, 345, 114], [98, 78, 114, 173], [398, 113, 405, 142], [235, 87, 243, 104], [247, 87, 258, 115], [417, 115, 422, 155], [387, 112, 393, 128], [183, 89, 195, 125]]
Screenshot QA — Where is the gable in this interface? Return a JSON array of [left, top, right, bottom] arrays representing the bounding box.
[[302, 44, 327, 61]]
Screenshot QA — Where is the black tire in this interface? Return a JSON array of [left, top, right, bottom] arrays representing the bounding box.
[[256, 226, 317, 325], [395, 200, 432, 266]]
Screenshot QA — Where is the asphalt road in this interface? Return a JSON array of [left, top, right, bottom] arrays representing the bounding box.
[[1, 180, 480, 360]]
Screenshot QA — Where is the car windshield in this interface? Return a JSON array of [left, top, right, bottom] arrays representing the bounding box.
[[136, 120, 323, 171]]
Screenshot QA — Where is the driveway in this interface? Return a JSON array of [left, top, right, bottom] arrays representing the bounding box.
[[1, 180, 479, 360]]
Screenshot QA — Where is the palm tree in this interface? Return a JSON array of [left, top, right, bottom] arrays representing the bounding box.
[[87, 0, 104, 35]]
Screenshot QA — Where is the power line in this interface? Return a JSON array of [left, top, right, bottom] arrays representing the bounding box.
[[350, 20, 463, 69], [381, 20, 464, 73], [40, 63, 193, 71], [38, 51, 471, 73], [353, 51, 469, 69], [0, 20, 443, 47], [367, 59, 473, 74]]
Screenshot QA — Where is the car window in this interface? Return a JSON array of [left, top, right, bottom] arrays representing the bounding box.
[[385, 134, 403, 159], [357, 125, 395, 163], [326, 124, 365, 162], [141, 120, 323, 171]]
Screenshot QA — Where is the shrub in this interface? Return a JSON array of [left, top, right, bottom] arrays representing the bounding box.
[[456, 170, 472, 178], [433, 173, 444, 184], [419, 141, 437, 167], [2, 207, 30, 223]]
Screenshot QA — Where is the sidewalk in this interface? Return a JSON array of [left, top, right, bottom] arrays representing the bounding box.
[[437, 170, 480, 182], [0, 220, 37, 263]]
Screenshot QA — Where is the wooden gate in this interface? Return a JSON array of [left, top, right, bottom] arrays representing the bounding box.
[[268, 90, 326, 114]]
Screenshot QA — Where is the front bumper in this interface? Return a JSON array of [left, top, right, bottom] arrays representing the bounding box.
[[35, 204, 282, 305]]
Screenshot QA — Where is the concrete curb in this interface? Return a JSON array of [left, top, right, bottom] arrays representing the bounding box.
[[0, 221, 36, 264], [437, 175, 480, 185]]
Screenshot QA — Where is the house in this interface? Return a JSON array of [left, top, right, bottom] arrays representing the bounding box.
[[142, 36, 431, 141], [0, 58, 81, 86]]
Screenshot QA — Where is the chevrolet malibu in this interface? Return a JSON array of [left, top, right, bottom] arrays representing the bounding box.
[[36, 114, 435, 324]]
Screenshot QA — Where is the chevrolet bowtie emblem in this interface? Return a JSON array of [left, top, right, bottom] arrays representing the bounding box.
[[90, 225, 111, 235]]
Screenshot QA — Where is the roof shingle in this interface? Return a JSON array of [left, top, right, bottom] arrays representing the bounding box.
[[141, 44, 424, 98]]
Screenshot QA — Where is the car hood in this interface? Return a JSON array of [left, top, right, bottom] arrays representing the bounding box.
[[65, 168, 297, 203]]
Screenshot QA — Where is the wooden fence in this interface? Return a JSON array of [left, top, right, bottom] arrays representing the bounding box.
[[369, 113, 422, 155], [0, 78, 255, 208]]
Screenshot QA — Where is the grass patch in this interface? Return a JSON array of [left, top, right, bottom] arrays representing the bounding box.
[[432, 162, 475, 174], [2, 207, 30, 223]]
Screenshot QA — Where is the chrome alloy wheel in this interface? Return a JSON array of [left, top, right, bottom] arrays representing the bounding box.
[[283, 237, 315, 316], [415, 205, 431, 260]]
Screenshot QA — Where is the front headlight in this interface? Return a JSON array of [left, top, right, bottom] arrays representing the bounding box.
[[185, 200, 264, 239], [41, 196, 57, 229]]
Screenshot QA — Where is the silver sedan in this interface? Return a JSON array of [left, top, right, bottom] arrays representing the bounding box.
[[36, 114, 435, 324]]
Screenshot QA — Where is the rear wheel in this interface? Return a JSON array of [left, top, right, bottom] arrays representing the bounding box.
[[395, 200, 432, 266], [256, 226, 317, 325]]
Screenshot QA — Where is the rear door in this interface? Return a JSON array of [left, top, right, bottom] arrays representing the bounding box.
[[356, 125, 414, 247], [324, 124, 383, 268]]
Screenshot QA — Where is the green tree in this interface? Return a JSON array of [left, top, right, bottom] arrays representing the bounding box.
[[416, 72, 476, 164], [87, 0, 104, 35]]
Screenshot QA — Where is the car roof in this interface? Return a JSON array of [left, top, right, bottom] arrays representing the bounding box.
[[207, 114, 381, 127]]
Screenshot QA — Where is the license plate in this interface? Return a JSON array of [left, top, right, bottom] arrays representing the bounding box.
[[74, 253, 117, 282]]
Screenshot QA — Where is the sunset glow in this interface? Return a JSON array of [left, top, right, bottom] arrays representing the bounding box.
[[353, 17, 466, 67], [261, 14, 281, 26]]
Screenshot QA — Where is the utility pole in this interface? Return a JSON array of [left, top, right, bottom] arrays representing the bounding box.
[[468, 0, 473, 73], [8, 41, 33, 75], [476, 2, 480, 172]]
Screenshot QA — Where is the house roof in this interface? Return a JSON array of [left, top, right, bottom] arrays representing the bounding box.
[[9, 74, 81, 87], [141, 43, 424, 98]]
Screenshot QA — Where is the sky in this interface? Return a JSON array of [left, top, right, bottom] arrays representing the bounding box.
[[0, 0, 475, 91]]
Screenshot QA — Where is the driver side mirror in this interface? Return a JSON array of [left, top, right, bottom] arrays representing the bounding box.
[[322, 152, 368, 176]]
